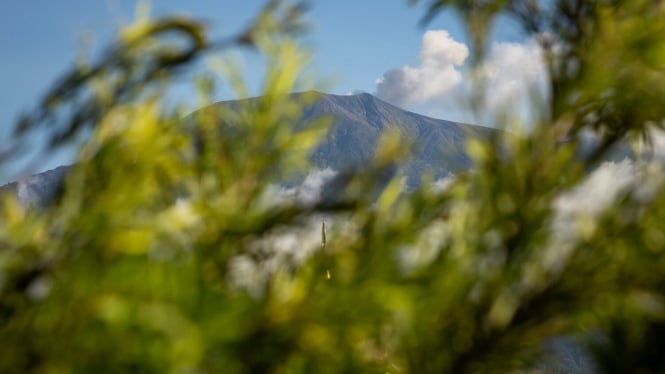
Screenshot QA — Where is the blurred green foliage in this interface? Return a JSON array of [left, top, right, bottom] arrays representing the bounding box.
[[3, 0, 665, 372]]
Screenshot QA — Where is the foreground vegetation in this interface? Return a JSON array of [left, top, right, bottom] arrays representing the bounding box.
[[3, 0, 665, 372]]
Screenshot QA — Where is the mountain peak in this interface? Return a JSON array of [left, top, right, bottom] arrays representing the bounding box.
[[3, 92, 501, 207], [203, 90, 497, 184]]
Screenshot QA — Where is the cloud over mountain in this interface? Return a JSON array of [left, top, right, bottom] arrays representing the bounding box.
[[375, 30, 547, 125], [478, 39, 547, 123], [375, 30, 468, 107]]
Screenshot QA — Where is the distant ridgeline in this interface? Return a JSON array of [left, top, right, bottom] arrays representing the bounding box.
[[189, 91, 497, 185], [0, 92, 634, 207], [302, 92, 496, 183], [0, 165, 71, 209], [0, 92, 498, 207]]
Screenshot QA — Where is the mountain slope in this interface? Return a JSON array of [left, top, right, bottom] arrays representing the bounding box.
[[307, 92, 494, 176], [208, 91, 497, 185], [1, 92, 496, 206], [0, 165, 70, 208]]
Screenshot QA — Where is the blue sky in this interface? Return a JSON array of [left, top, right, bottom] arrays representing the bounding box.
[[0, 1, 538, 181]]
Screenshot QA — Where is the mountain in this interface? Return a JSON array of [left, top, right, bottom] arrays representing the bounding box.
[[0, 165, 70, 208], [305, 92, 495, 181], [1, 92, 497, 206], [201, 91, 497, 186]]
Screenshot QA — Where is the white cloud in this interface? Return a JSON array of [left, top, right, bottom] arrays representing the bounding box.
[[652, 129, 665, 152], [636, 127, 665, 157], [230, 168, 338, 295], [375, 30, 468, 107], [427, 175, 455, 195], [261, 167, 337, 207], [539, 159, 665, 278], [554, 159, 636, 225], [476, 39, 548, 125], [375, 30, 548, 126]]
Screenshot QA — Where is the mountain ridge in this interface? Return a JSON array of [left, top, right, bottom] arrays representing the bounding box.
[[302, 91, 496, 183], [2, 92, 497, 206]]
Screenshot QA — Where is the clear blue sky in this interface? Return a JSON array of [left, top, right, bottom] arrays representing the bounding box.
[[0, 1, 528, 181]]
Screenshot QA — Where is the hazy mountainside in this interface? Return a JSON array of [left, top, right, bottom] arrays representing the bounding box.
[[1, 92, 496, 206], [0, 165, 70, 208], [299, 92, 495, 181], [207, 91, 497, 185]]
